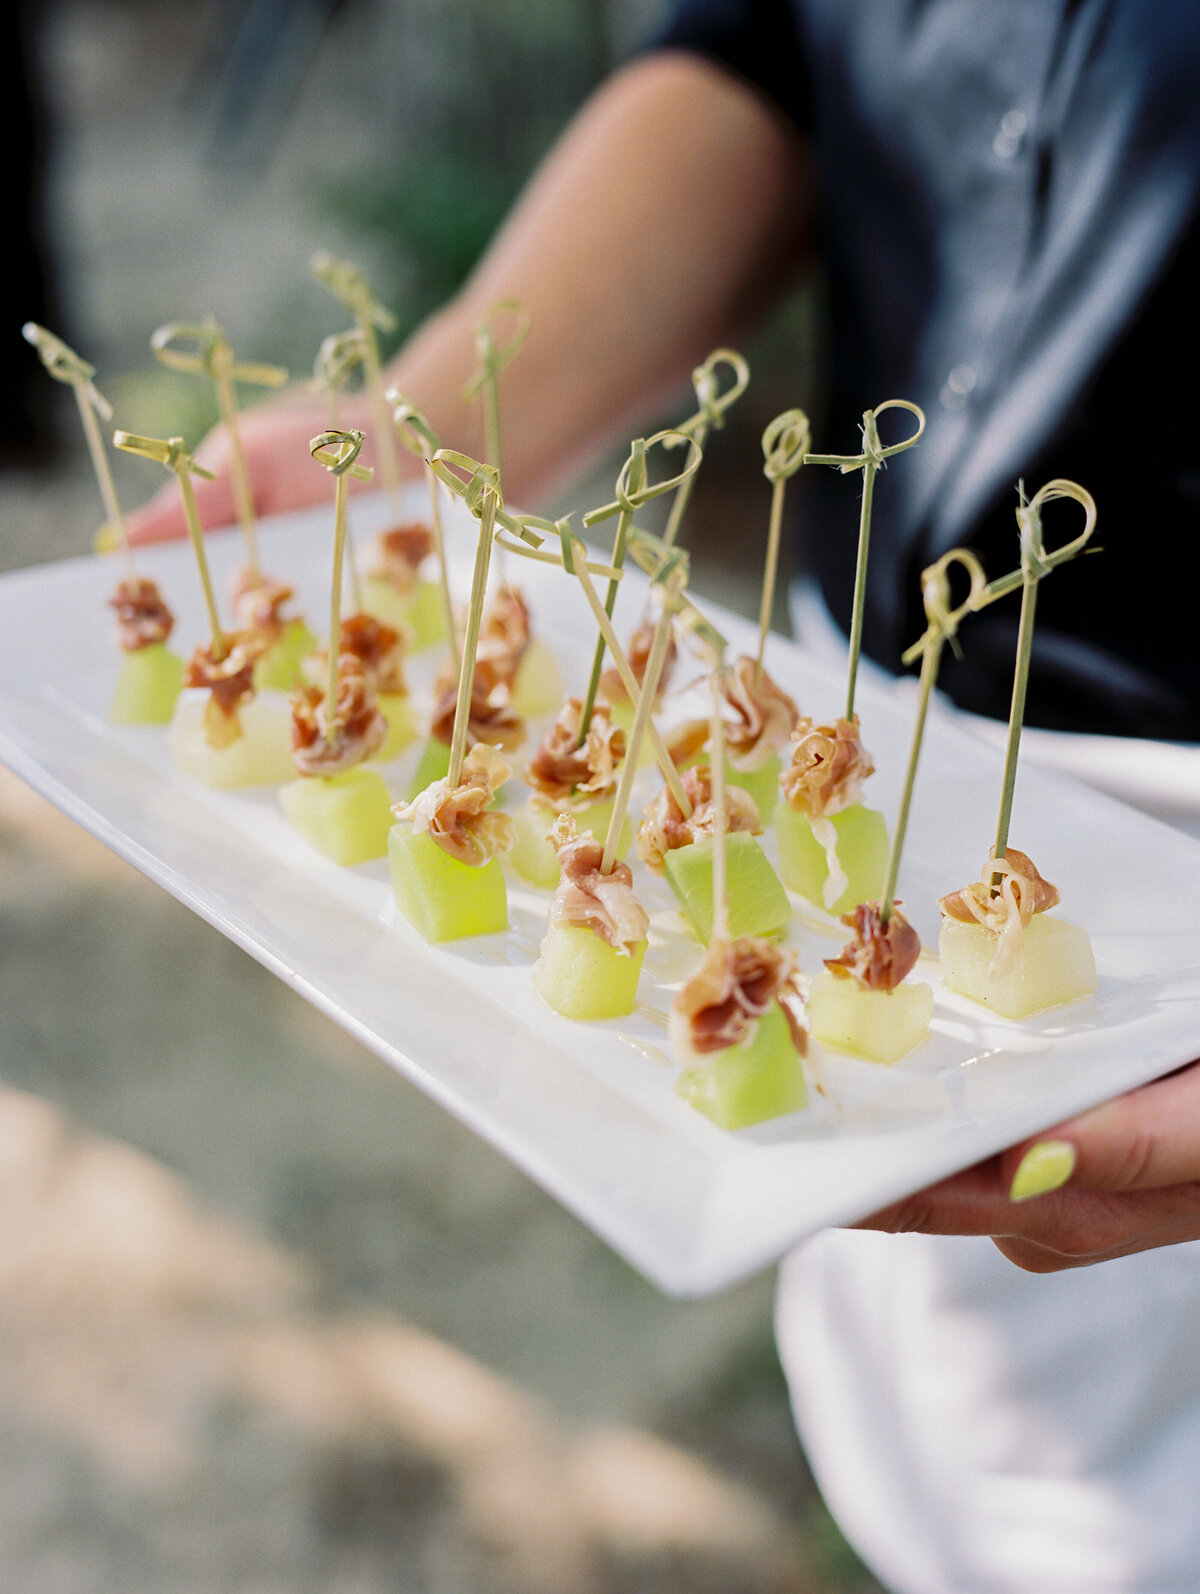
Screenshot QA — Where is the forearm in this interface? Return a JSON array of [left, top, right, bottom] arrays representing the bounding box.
[[385, 50, 814, 506], [128, 49, 811, 540]]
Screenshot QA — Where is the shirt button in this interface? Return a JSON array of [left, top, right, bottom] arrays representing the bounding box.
[[993, 107, 1027, 160], [940, 363, 977, 411]]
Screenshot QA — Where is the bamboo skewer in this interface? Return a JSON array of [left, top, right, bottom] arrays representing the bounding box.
[[151, 319, 287, 576], [310, 430, 374, 736]]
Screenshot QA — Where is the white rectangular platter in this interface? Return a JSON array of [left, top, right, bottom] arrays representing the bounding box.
[[3, 488, 1200, 1297]]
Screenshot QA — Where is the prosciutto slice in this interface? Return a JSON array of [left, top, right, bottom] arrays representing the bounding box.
[[395, 743, 516, 866], [670, 935, 807, 1063], [824, 902, 921, 993], [306, 613, 407, 697], [720, 655, 799, 772], [940, 849, 1061, 977], [108, 576, 174, 651], [637, 765, 760, 874], [290, 655, 387, 775], [370, 522, 435, 593], [184, 633, 263, 749], [546, 815, 649, 955], [229, 566, 297, 644], [779, 715, 874, 820], [526, 696, 625, 804]]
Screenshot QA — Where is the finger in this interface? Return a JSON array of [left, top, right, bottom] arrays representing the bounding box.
[[1001, 1057, 1200, 1196]]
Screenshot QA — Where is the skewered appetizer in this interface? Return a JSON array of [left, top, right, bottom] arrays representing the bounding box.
[[773, 715, 889, 914], [712, 654, 799, 822], [510, 695, 631, 887], [362, 520, 448, 650], [938, 850, 1096, 1017], [390, 742, 515, 941], [303, 612, 417, 761], [107, 576, 185, 724], [672, 936, 808, 1128], [408, 653, 524, 797], [169, 630, 295, 787], [532, 815, 649, 1019], [22, 323, 186, 724], [281, 653, 393, 862], [639, 765, 790, 943], [808, 901, 933, 1063], [230, 566, 316, 691]]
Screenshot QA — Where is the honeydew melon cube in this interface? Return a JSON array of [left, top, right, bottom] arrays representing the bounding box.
[[168, 692, 296, 788], [808, 970, 933, 1063], [389, 823, 508, 942], [406, 578, 449, 651], [511, 638, 564, 718], [725, 753, 782, 827], [507, 796, 632, 890], [532, 923, 646, 1019], [362, 575, 414, 635], [406, 737, 452, 799], [376, 693, 419, 761], [279, 766, 393, 864], [774, 801, 889, 915], [108, 642, 184, 724], [253, 619, 317, 691], [939, 914, 1097, 1018], [675, 1002, 806, 1129], [663, 832, 791, 944]]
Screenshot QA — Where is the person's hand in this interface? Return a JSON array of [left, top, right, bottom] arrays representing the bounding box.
[[859, 1058, 1200, 1272], [124, 390, 374, 545]]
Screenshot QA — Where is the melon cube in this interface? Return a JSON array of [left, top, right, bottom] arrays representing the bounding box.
[[389, 823, 508, 942], [511, 638, 565, 719], [507, 796, 632, 890], [774, 801, 889, 915], [168, 692, 296, 788], [725, 753, 781, 827], [532, 922, 646, 1020], [663, 832, 791, 944], [108, 642, 184, 725], [406, 737, 452, 800], [939, 913, 1097, 1018], [405, 578, 449, 651], [253, 618, 317, 691], [376, 693, 419, 761], [279, 767, 394, 864], [808, 970, 933, 1063], [676, 1001, 806, 1129]]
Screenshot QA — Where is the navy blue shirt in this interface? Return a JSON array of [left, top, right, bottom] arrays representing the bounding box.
[[656, 0, 1200, 738]]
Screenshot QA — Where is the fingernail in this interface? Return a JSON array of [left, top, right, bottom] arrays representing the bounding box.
[[1009, 1140, 1076, 1202], [93, 521, 119, 554]]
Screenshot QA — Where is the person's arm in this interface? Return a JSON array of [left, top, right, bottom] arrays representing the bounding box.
[[860, 1058, 1200, 1271], [126, 49, 813, 542]]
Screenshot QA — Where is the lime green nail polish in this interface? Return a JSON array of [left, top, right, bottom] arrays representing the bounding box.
[[1009, 1140, 1076, 1202]]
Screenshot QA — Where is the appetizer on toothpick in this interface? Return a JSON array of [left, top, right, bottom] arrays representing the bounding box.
[[114, 430, 293, 786], [714, 408, 808, 821], [530, 537, 691, 1019], [671, 665, 808, 1129], [381, 390, 456, 652], [636, 584, 791, 945], [389, 455, 522, 942], [578, 428, 702, 740], [23, 322, 184, 723], [279, 430, 395, 864], [151, 318, 313, 689], [775, 400, 925, 912], [939, 480, 1099, 1016], [808, 548, 986, 1062]]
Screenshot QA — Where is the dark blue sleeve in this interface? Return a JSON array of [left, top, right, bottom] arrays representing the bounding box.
[[649, 0, 814, 135]]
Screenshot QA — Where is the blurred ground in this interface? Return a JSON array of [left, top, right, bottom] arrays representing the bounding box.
[[0, 2, 876, 1590]]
